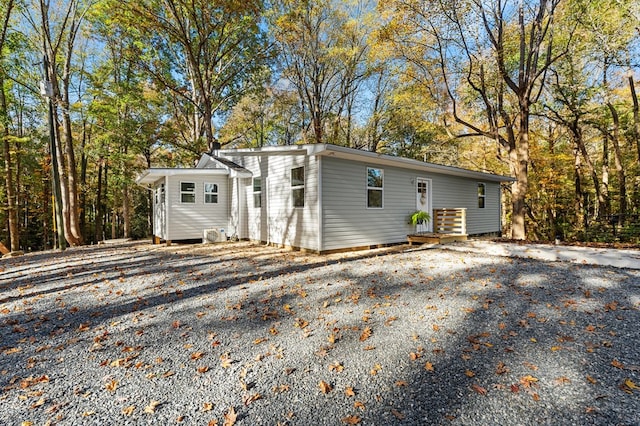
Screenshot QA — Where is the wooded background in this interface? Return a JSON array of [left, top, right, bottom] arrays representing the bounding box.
[[1, 0, 639, 252]]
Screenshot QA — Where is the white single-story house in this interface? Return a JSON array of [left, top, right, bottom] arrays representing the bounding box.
[[136, 143, 513, 253]]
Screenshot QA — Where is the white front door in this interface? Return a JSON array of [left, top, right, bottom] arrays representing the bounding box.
[[416, 178, 432, 232]]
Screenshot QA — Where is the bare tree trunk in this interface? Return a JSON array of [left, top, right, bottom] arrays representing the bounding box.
[[629, 75, 640, 165], [79, 120, 88, 238], [1, 78, 18, 251], [123, 186, 130, 239], [95, 158, 104, 242], [607, 102, 626, 224], [573, 145, 584, 231], [37, 0, 86, 246], [1, 0, 17, 251], [600, 130, 610, 218]]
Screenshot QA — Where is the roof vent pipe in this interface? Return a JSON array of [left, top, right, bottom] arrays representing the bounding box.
[[209, 141, 222, 156]]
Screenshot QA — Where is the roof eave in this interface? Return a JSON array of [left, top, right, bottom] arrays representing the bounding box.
[[313, 145, 514, 182], [135, 168, 230, 187]]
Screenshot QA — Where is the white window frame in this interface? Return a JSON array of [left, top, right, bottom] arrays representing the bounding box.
[[180, 181, 196, 203], [291, 166, 305, 208], [367, 167, 384, 209], [253, 177, 262, 208], [478, 182, 486, 209], [204, 183, 218, 204]]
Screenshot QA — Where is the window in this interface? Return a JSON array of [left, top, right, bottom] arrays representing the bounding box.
[[155, 184, 165, 204], [478, 183, 486, 209], [367, 167, 383, 208], [253, 177, 262, 208], [291, 167, 305, 208], [181, 182, 196, 203], [204, 183, 218, 204]]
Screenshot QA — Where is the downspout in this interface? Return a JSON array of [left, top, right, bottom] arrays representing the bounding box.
[[317, 156, 323, 253], [164, 176, 169, 241], [235, 176, 241, 240]]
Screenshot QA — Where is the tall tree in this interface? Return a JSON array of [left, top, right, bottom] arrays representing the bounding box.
[[23, 0, 91, 246], [109, 0, 270, 153], [269, 0, 372, 145], [382, 0, 568, 239], [0, 0, 17, 251]]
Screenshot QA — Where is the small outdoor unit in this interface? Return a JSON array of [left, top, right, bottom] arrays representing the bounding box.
[[203, 228, 226, 243]]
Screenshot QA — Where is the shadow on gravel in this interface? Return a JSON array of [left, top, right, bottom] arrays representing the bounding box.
[[1, 241, 639, 425]]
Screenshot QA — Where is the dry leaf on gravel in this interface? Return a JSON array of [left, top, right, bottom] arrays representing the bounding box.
[[342, 415, 361, 424], [319, 381, 333, 394], [144, 400, 160, 414], [223, 406, 237, 426]]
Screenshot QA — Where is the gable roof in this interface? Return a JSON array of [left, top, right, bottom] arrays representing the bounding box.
[[195, 153, 252, 178], [220, 143, 514, 183]]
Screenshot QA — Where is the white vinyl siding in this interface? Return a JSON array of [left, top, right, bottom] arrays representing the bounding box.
[[320, 157, 502, 251], [165, 175, 229, 240], [225, 153, 319, 251]]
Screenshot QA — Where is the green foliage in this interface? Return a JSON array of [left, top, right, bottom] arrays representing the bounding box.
[[408, 210, 430, 225]]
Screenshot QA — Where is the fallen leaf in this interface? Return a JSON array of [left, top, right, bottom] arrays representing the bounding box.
[[370, 364, 382, 375], [197, 366, 210, 374], [424, 362, 434, 372], [520, 375, 538, 388], [243, 393, 261, 406], [391, 409, 405, 420], [329, 361, 344, 373], [359, 327, 372, 342], [3, 347, 22, 355], [272, 384, 290, 393], [611, 359, 625, 369], [202, 402, 213, 412], [341, 415, 361, 424], [144, 400, 161, 414], [354, 400, 365, 410], [465, 369, 475, 378], [220, 354, 233, 369], [122, 406, 135, 416], [319, 380, 333, 394], [345, 386, 356, 397], [29, 397, 46, 409], [223, 406, 237, 426], [471, 384, 487, 395], [555, 376, 571, 385], [191, 352, 205, 361], [586, 375, 597, 384], [105, 380, 118, 392], [395, 380, 408, 387], [620, 378, 640, 394], [495, 362, 509, 375]]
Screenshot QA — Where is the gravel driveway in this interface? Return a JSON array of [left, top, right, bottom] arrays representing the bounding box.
[[1, 241, 639, 425]]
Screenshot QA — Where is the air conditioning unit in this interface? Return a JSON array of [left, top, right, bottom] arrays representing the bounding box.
[[203, 228, 226, 243]]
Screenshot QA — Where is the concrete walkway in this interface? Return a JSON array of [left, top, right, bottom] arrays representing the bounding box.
[[442, 240, 640, 270]]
